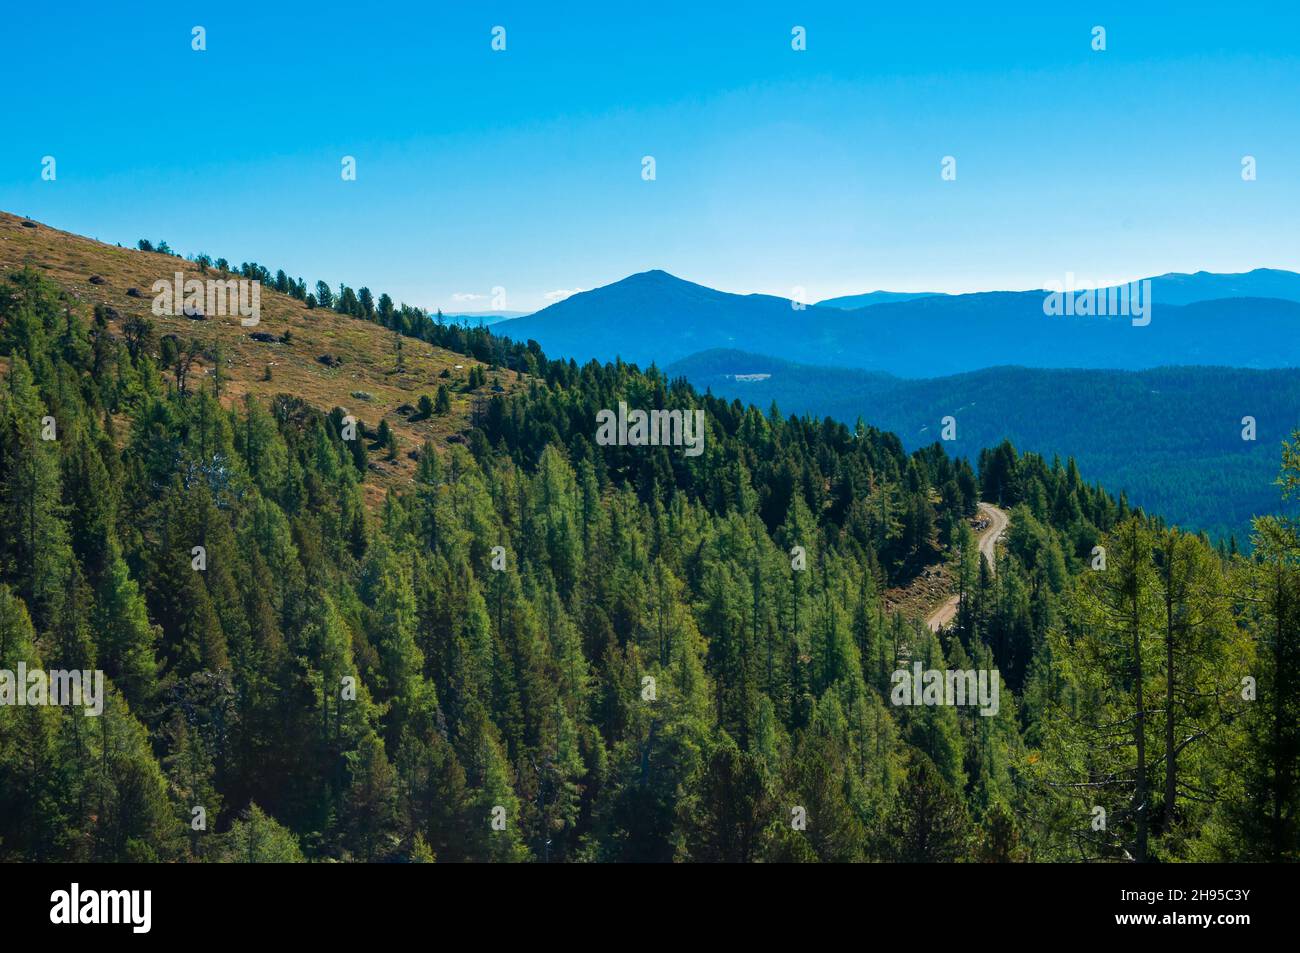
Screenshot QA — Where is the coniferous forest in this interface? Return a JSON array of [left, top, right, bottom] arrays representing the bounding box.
[[1, 260, 1296, 864]]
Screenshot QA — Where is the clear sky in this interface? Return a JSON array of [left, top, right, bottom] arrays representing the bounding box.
[[3, 1, 1298, 312]]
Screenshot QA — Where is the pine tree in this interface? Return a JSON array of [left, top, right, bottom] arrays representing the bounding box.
[[219, 803, 306, 862], [887, 751, 972, 861], [343, 732, 400, 861], [0, 355, 71, 627]]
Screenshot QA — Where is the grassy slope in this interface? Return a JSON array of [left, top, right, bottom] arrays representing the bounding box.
[[0, 211, 525, 506]]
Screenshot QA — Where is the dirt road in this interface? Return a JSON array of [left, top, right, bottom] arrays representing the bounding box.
[[925, 502, 1009, 633]]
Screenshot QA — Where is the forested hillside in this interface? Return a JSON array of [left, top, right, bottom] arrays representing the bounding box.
[[669, 349, 1300, 544], [1, 244, 1297, 862]]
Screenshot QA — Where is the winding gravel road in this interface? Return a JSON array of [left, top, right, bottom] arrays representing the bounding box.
[[926, 502, 1009, 633]]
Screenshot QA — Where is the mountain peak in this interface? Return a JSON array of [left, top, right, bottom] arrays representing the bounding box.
[[618, 268, 700, 288]]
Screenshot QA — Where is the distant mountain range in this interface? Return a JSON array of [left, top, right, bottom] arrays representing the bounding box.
[[667, 349, 1300, 543], [816, 268, 1300, 310], [816, 290, 943, 309], [440, 310, 530, 326], [495, 268, 1300, 377], [492, 266, 1300, 541], [1134, 268, 1300, 306]]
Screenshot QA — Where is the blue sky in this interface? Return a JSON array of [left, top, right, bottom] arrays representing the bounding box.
[[3, 1, 1298, 312]]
